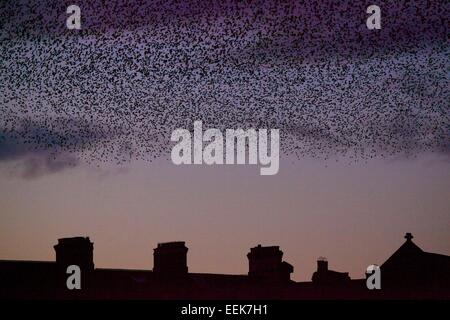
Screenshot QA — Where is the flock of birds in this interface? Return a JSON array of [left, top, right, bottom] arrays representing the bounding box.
[[0, 0, 448, 174]]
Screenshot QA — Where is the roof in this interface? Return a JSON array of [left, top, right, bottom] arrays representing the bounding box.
[[381, 235, 450, 269]]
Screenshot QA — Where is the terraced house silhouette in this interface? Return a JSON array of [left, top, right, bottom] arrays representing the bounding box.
[[0, 233, 449, 299]]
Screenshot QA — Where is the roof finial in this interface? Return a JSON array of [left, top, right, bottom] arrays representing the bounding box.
[[405, 232, 413, 241]]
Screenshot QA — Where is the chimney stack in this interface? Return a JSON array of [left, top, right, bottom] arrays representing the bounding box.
[[153, 241, 188, 274], [317, 257, 328, 273]]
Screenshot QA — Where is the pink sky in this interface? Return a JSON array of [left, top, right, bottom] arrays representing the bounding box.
[[1, 153, 449, 281]]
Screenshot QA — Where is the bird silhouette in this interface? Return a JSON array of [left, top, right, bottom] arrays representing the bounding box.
[[0, 0, 448, 174]]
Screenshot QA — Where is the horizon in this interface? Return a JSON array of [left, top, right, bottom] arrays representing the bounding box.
[[1, 153, 449, 282]]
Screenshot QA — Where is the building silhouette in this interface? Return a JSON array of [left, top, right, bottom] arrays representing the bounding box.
[[153, 242, 188, 275], [311, 257, 350, 286], [247, 245, 293, 283], [0, 233, 448, 299], [381, 233, 450, 292]]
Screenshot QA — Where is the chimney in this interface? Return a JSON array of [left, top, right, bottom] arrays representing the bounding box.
[[317, 257, 328, 273], [54, 236, 94, 271], [247, 245, 293, 282], [153, 241, 188, 274], [54, 237, 94, 289]]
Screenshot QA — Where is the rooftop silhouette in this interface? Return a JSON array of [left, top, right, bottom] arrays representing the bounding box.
[[0, 233, 449, 299]]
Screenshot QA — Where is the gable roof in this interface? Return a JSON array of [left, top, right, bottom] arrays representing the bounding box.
[[381, 233, 450, 271]]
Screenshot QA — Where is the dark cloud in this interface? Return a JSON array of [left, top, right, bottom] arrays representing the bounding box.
[[0, 133, 79, 179], [0, 118, 116, 178], [16, 153, 79, 179]]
